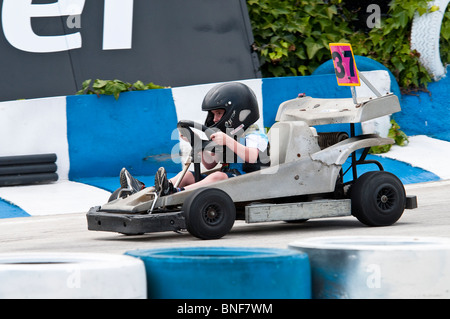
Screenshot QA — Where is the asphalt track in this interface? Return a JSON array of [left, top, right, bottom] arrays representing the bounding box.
[[0, 179, 448, 255]]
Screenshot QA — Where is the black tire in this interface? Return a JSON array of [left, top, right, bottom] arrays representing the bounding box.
[[0, 173, 58, 186], [0, 153, 56, 166], [0, 163, 57, 176], [183, 188, 236, 240], [351, 171, 406, 226], [0, 154, 58, 186]]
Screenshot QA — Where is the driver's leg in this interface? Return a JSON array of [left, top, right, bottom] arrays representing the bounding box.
[[182, 171, 228, 191], [156, 167, 226, 196], [169, 170, 196, 188]]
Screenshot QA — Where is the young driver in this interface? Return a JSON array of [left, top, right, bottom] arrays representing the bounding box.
[[119, 82, 270, 197]]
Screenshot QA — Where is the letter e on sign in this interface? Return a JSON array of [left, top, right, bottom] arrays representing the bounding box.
[[329, 43, 360, 86]]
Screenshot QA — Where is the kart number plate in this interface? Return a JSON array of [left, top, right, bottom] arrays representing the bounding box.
[[329, 43, 360, 86]]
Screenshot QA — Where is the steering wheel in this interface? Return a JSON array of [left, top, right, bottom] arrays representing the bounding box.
[[177, 120, 223, 182], [177, 120, 221, 154]]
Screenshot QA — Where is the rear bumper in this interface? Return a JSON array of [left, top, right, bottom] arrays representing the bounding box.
[[406, 195, 418, 209]]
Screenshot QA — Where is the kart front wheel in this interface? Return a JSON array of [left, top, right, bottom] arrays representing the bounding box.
[[351, 171, 406, 226], [183, 188, 236, 240]]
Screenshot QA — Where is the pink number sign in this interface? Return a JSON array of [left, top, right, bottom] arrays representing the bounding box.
[[329, 43, 360, 86]]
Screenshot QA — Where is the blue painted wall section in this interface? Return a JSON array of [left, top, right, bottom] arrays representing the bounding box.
[[66, 89, 180, 179], [395, 67, 450, 141], [0, 198, 30, 218]]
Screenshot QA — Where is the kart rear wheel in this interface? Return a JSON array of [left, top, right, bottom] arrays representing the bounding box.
[[183, 188, 236, 240], [351, 171, 406, 226]]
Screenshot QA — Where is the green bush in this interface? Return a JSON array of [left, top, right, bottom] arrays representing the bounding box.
[[247, 0, 352, 77], [247, 0, 449, 92], [369, 119, 409, 154], [352, 0, 433, 91], [441, 7, 450, 65], [76, 79, 166, 100]]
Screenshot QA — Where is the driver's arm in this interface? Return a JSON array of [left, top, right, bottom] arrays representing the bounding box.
[[179, 131, 220, 169], [210, 132, 259, 164]]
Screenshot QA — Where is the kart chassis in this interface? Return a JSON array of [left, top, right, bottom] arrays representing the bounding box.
[[87, 81, 418, 239]]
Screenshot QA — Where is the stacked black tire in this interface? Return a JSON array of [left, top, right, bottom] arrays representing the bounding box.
[[0, 154, 58, 186]]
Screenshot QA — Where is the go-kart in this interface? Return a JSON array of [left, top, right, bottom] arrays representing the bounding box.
[[87, 85, 417, 240]]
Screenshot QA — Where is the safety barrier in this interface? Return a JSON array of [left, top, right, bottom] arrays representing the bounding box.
[[411, 0, 449, 81], [289, 236, 450, 299], [0, 153, 58, 186], [125, 247, 311, 299], [0, 253, 147, 299], [0, 69, 392, 182], [1, 238, 449, 299]]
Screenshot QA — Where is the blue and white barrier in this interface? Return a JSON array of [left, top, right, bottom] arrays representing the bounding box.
[[0, 252, 147, 299], [0, 71, 392, 181], [289, 236, 450, 299], [125, 247, 311, 299], [0, 65, 448, 217]]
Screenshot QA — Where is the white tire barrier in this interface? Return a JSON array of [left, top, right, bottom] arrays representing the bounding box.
[[289, 236, 450, 299], [125, 247, 311, 299], [0, 253, 147, 299], [411, 0, 449, 80]]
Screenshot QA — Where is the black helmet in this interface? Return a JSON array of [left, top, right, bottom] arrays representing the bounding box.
[[202, 82, 260, 135]]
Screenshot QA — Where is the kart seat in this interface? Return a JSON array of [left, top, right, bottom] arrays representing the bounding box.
[[267, 121, 321, 166]]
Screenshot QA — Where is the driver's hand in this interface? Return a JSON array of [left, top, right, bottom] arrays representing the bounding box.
[[179, 134, 189, 143], [210, 132, 228, 146]]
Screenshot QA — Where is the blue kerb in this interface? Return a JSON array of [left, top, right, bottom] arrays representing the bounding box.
[[0, 198, 30, 219]]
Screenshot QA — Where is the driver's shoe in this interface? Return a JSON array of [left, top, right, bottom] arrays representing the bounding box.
[[154, 167, 175, 197], [120, 168, 145, 194]]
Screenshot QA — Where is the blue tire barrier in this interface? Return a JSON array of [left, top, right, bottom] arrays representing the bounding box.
[[289, 236, 450, 299], [0, 153, 58, 186], [125, 247, 311, 299], [0, 253, 147, 299]]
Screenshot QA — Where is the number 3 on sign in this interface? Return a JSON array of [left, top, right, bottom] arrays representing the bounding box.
[[329, 43, 360, 86]]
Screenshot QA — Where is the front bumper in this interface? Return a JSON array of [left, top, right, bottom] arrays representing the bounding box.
[[86, 206, 186, 235]]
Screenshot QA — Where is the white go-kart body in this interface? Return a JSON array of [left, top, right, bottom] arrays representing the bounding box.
[[87, 90, 417, 239]]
